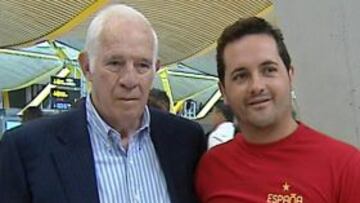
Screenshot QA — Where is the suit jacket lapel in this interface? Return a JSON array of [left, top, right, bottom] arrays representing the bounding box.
[[51, 101, 100, 203], [149, 109, 180, 203]]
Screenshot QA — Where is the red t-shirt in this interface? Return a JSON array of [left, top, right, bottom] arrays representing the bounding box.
[[196, 123, 360, 203]]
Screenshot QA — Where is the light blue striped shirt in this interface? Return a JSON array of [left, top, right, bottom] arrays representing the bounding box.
[[86, 96, 171, 203]]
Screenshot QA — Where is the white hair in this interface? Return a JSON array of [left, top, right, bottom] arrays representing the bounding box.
[[83, 4, 158, 70]]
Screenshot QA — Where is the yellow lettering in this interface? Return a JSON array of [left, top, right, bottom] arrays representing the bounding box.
[[53, 78, 65, 85], [276, 195, 283, 202], [284, 195, 289, 203], [267, 194, 273, 203], [53, 90, 68, 98], [267, 194, 277, 203], [267, 193, 304, 203]]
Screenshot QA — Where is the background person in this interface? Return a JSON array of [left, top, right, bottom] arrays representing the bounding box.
[[207, 100, 235, 149], [148, 88, 170, 112], [22, 106, 43, 123]]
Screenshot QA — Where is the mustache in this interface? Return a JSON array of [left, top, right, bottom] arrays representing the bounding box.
[[247, 94, 272, 105]]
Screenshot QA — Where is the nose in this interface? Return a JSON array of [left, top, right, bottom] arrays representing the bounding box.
[[249, 73, 265, 96], [118, 63, 138, 89]]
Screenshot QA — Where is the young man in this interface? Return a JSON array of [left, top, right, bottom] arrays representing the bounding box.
[[196, 17, 360, 203], [0, 4, 206, 203]]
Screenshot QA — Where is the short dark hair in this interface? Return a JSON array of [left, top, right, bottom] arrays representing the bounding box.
[[213, 100, 233, 122], [216, 17, 291, 84], [22, 106, 43, 122], [148, 88, 170, 111]]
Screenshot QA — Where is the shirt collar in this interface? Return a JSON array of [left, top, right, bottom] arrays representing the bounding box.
[[85, 94, 150, 146]]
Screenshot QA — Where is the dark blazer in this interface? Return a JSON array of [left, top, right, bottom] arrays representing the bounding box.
[[0, 102, 206, 203]]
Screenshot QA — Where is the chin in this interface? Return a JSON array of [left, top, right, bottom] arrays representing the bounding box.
[[121, 106, 143, 117], [248, 115, 276, 128]]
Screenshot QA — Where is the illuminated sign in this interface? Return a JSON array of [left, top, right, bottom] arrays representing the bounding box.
[[50, 75, 81, 110], [52, 101, 72, 110], [52, 89, 69, 98], [51, 88, 80, 99], [50, 76, 80, 88], [50, 88, 80, 110]]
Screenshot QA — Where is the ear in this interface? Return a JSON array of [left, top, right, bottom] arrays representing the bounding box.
[[155, 59, 161, 71], [78, 52, 93, 81], [288, 65, 295, 87], [218, 81, 228, 105]]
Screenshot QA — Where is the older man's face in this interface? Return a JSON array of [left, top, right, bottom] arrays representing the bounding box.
[[85, 18, 157, 123]]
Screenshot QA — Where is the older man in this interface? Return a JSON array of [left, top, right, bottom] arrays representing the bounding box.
[[0, 4, 206, 203]]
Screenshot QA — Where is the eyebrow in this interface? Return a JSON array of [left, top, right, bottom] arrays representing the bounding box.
[[139, 58, 153, 64], [229, 60, 279, 76], [105, 55, 153, 63], [230, 67, 247, 76], [260, 60, 278, 66], [105, 55, 125, 61]]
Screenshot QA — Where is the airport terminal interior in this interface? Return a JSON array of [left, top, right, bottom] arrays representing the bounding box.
[[0, 0, 359, 148]]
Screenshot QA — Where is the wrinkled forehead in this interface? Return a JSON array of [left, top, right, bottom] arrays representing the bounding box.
[[98, 18, 157, 56], [104, 17, 153, 40]]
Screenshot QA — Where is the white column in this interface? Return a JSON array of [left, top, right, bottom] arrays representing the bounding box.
[[274, 0, 360, 147]]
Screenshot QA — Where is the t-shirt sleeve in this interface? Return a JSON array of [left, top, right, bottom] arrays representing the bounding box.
[[338, 150, 360, 203], [195, 155, 207, 202]]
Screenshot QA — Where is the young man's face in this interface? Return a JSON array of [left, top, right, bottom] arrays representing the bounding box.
[[220, 34, 294, 129]]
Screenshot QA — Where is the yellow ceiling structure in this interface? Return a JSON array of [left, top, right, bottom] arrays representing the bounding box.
[[0, 0, 103, 47], [0, 0, 274, 116], [0, 0, 274, 65]]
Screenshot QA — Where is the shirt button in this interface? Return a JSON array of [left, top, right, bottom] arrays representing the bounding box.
[[134, 191, 140, 202]]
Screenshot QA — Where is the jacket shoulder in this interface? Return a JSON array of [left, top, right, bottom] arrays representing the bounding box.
[[2, 109, 83, 143], [150, 108, 203, 132]]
